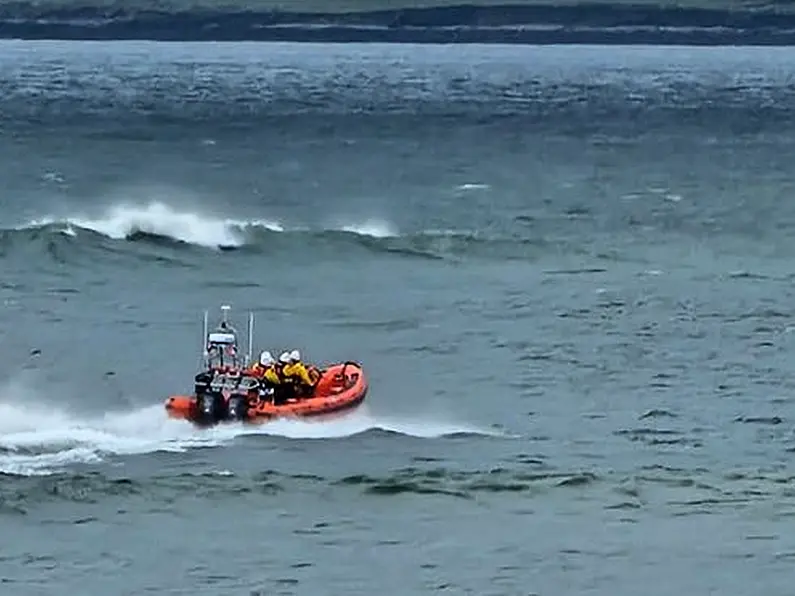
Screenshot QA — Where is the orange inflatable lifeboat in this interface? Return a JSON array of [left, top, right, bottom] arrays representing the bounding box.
[[165, 361, 368, 426], [163, 305, 368, 426]]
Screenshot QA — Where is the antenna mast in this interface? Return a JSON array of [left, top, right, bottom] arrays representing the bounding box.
[[201, 309, 209, 367], [247, 311, 254, 366]]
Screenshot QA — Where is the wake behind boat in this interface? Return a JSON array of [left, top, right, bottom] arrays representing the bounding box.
[[164, 305, 368, 426]]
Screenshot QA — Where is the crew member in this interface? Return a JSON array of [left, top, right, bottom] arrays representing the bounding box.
[[249, 351, 281, 402], [272, 351, 294, 404], [251, 351, 275, 378], [283, 349, 316, 398]]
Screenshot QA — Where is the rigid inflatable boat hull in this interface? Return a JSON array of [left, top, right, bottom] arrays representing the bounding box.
[[165, 362, 367, 426]]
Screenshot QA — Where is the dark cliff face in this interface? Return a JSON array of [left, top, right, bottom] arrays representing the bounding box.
[[0, 2, 795, 44]]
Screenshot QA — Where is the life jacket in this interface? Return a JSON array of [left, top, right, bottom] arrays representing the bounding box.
[[283, 361, 313, 386], [263, 366, 281, 385]]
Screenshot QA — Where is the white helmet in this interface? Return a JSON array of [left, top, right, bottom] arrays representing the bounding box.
[[289, 349, 301, 362], [279, 351, 291, 364], [259, 351, 274, 366]]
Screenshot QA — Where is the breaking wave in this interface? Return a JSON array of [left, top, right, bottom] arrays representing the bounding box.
[[0, 201, 569, 262], [13, 202, 398, 247], [27, 202, 284, 249], [20, 202, 395, 249]]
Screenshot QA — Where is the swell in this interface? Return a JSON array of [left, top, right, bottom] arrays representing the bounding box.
[[2, 196, 781, 266], [3, 42, 795, 132], [0, 467, 597, 513], [0, 466, 602, 513], [2, 461, 792, 515], [0, 218, 594, 264], [0, 2, 795, 44]]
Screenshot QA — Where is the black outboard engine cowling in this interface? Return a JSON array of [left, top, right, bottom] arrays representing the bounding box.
[[194, 371, 213, 396], [196, 391, 226, 425], [226, 394, 249, 421]]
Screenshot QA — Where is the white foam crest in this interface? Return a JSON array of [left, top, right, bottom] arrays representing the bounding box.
[[454, 183, 491, 191], [247, 404, 506, 440], [1, 448, 103, 476], [22, 203, 405, 246], [26, 202, 283, 249], [338, 218, 398, 238]]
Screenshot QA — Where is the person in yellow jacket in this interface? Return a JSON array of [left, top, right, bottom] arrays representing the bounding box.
[[272, 350, 296, 403], [282, 349, 316, 398], [250, 351, 275, 379], [249, 351, 283, 401]]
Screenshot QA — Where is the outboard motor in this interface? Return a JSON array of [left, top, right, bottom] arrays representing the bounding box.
[[225, 375, 259, 422], [226, 394, 248, 421], [194, 371, 213, 397], [196, 391, 226, 425]]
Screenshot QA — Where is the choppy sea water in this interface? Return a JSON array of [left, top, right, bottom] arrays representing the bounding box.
[[2, 41, 795, 595]]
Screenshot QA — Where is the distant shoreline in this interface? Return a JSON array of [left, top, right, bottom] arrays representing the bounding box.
[[2, 3, 795, 45]]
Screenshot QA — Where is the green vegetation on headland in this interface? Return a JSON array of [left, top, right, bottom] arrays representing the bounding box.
[[1, 0, 795, 44]]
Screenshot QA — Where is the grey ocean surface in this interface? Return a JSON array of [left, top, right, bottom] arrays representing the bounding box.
[[1, 40, 795, 594]]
